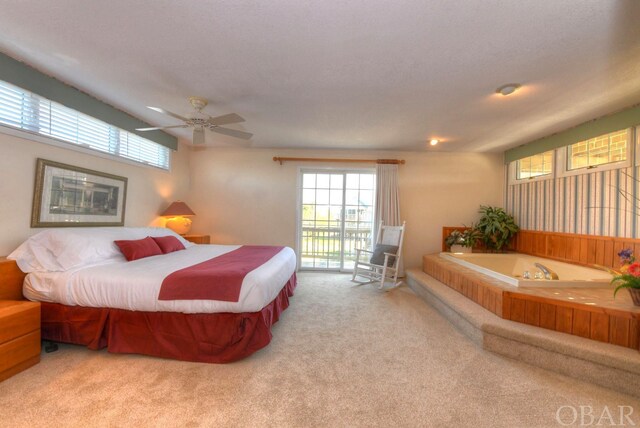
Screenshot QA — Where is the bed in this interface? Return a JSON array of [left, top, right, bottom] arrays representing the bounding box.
[[7, 227, 297, 363]]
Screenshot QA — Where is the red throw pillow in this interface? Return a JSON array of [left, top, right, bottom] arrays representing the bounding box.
[[152, 235, 186, 254], [114, 237, 163, 261]]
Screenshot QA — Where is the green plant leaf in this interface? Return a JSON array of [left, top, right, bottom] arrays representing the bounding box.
[[614, 283, 634, 297], [475, 205, 519, 251]]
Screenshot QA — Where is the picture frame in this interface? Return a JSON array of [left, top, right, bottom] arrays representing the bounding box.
[[31, 158, 128, 227]]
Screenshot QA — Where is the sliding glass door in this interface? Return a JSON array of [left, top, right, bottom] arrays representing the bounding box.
[[299, 170, 375, 271]]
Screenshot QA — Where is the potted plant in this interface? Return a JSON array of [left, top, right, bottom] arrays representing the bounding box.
[[611, 249, 640, 306], [445, 227, 481, 253], [445, 230, 467, 253], [475, 205, 519, 252]]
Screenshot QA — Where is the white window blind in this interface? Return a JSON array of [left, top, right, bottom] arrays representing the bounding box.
[[0, 80, 170, 170]]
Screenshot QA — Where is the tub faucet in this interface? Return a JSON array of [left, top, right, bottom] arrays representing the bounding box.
[[534, 263, 559, 280]]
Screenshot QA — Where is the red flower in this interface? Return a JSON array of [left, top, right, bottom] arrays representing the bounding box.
[[628, 262, 640, 277]]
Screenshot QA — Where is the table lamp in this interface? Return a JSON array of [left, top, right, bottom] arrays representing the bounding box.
[[162, 201, 196, 235]]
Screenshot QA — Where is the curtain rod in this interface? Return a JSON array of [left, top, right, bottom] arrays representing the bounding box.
[[273, 157, 405, 165]]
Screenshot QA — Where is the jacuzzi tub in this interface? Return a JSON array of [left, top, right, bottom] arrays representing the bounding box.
[[439, 252, 612, 288]]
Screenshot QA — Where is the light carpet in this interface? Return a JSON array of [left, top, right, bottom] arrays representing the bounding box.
[[1, 272, 638, 427]]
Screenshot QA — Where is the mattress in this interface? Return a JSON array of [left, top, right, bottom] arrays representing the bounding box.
[[24, 244, 297, 314]]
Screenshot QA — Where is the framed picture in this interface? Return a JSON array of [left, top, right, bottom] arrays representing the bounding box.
[[31, 158, 127, 227]]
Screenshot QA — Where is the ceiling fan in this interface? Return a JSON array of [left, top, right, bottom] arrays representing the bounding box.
[[136, 96, 252, 145]]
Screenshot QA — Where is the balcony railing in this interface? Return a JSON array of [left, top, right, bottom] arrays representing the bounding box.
[[300, 226, 373, 269]]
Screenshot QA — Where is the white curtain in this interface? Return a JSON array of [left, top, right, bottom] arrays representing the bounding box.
[[375, 164, 401, 227], [375, 163, 403, 275]]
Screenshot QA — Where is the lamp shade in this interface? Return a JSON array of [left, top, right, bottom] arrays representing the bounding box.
[[161, 201, 195, 217]]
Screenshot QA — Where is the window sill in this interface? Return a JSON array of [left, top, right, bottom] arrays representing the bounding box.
[[508, 173, 554, 186], [558, 160, 630, 178]]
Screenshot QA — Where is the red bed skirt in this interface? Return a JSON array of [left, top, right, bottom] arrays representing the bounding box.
[[40, 273, 296, 363]]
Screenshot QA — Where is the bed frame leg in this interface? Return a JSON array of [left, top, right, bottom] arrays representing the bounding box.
[[43, 341, 59, 353]]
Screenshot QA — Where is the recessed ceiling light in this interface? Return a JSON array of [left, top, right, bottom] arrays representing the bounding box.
[[495, 83, 521, 96], [429, 139, 439, 146]]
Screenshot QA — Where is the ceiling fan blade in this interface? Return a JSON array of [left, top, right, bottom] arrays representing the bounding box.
[[147, 106, 189, 122], [207, 113, 245, 126], [209, 126, 253, 140], [193, 128, 206, 145], [136, 125, 189, 131]]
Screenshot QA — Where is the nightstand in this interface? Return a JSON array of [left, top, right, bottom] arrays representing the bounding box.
[[183, 234, 211, 244], [0, 300, 41, 382]]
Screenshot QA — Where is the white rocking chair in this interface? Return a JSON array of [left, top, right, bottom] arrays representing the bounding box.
[[351, 221, 406, 289]]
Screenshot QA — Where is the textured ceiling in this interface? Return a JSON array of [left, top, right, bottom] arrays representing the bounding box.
[[0, 1, 639, 152]]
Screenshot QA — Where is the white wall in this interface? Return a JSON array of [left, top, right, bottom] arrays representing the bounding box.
[[0, 132, 505, 269], [0, 132, 190, 255], [187, 148, 504, 269]]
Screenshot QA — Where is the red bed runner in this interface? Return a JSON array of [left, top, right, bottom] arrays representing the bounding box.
[[158, 245, 284, 302]]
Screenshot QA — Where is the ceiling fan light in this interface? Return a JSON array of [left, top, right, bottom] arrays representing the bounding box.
[[188, 96, 208, 111], [141, 97, 252, 144]]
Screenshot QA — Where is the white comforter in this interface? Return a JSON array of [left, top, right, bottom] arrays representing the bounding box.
[[24, 245, 297, 314]]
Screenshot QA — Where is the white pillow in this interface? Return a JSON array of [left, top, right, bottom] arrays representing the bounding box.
[[8, 227, 194, 273], [8, 236, 61, 272]]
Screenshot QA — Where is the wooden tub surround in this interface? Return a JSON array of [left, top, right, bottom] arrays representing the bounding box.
[[423, 254, 640, 351], [442, 227, 640, 269], [514, 230, 640, 269]]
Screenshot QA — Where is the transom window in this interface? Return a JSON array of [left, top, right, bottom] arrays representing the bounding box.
[[567, 129, 628, 171], [0, 80, 170, 170], [516, 150, 553, 180]]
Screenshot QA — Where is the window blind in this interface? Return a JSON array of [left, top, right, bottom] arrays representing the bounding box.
[[0, 80, 170, 170]]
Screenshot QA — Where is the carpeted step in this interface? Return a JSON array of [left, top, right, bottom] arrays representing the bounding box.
[[407, 268, 640, 398]]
